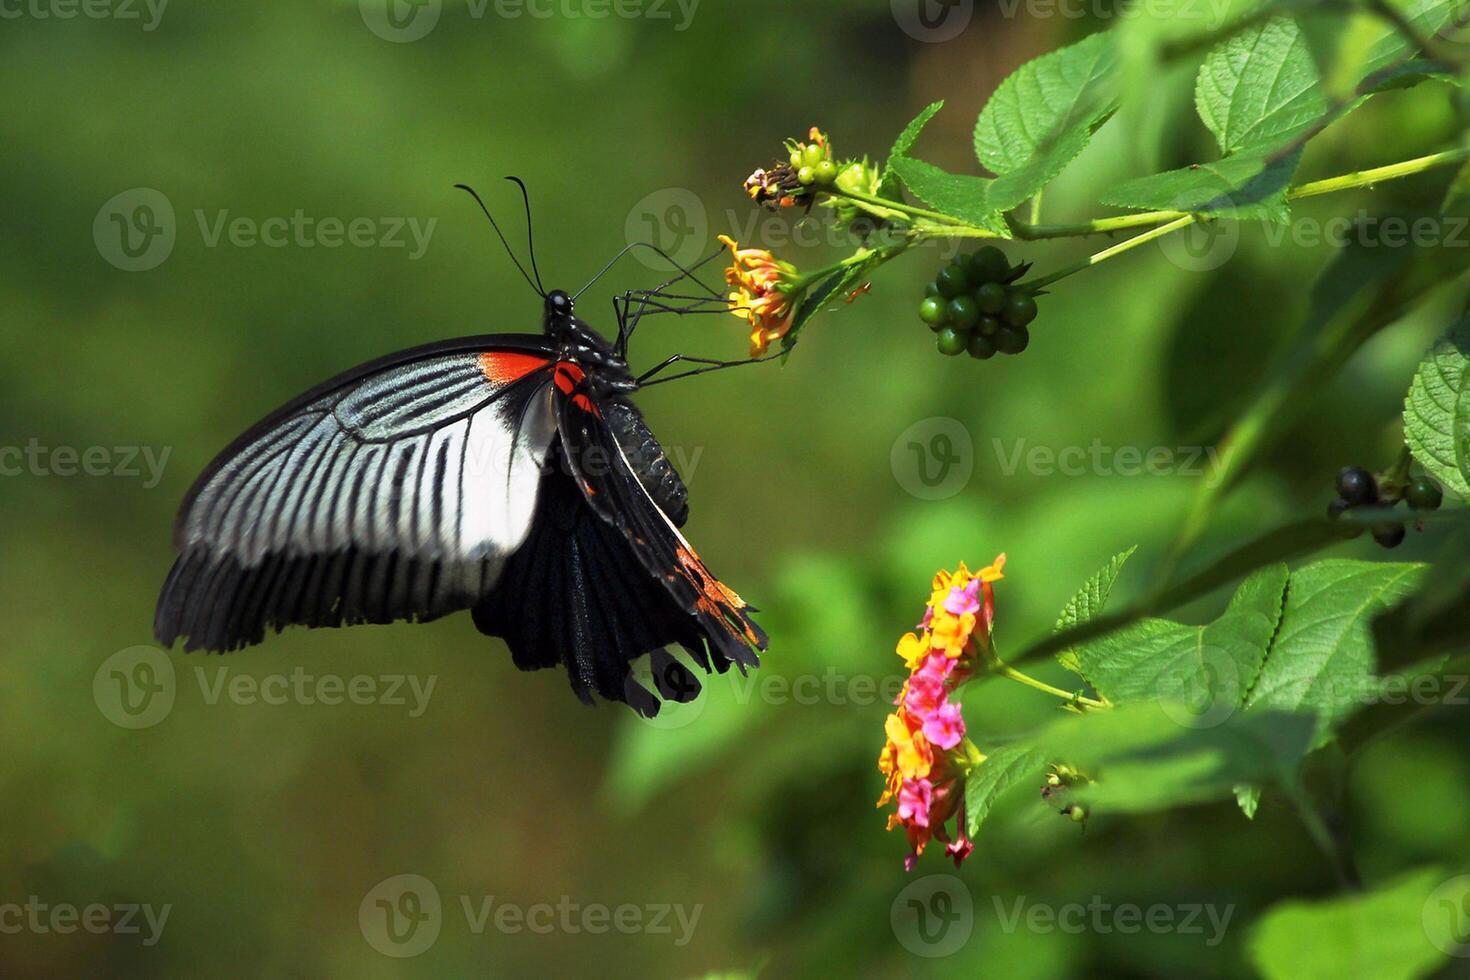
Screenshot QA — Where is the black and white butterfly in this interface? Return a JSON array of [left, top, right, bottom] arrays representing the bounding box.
[[154, 181, 769, 717]]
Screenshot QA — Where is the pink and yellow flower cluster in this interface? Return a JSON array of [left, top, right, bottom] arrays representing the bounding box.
[[878, 555, 1006, 871]]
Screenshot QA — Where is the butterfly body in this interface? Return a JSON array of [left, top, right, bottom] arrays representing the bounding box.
[[155, 289, 763, 716]]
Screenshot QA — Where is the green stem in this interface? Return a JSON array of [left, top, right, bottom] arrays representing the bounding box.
[[995, 664, 1108, 709], [1026, 215, 1198, 289], [829, 186, 997, 233], [1287, 148, 1470, 201], [1287, 786, 1363, 892], [1010, 209, 1189, 239]]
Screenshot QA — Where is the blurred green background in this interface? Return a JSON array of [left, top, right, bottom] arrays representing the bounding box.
[[2, 0, 1468, 976]]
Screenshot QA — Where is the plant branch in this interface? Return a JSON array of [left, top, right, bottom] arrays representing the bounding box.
[[1025, 216, 1198, 289]]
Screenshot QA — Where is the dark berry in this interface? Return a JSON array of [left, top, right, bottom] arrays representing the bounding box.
[[969, 246, 1010, 284], [1405, 475, 1443, 511], [947, 295, 980, 330], [935, 265, 970, 298], [976, 316, 1001, 337], [1336, 466, 1377, 507], [919, 296, 947, 327], [975, 281, 1007, 314], [1003, 292, 1039, 327], [1372, 522, 1407, 548], [937, 327, 968, 356], [967, 333, 996, 360], [994, 325, 1030, 355]]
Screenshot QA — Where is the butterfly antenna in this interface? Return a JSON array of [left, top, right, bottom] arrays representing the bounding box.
[[504, 175, 546, 295], [453, 183, 545, 298]]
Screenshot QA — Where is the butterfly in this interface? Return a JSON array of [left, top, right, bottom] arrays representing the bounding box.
[[153, 179, 772, 717]]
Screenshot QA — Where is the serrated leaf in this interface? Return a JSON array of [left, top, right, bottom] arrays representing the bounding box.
[[1056, 546, 1137, 675], [1065, 564, 1288, 710], [1246, 560, 1428, 744], [1403, 316, 1470, 497], [885, 157, 1011, 235], [1196, 16, 1327, 154], [1248, 866, 1454, 980], [877, 100, 944, 200], [1042, 704, 1315, 814], [973, 32, 1118, 202], [964, 743, 1048, 836], [1098, 146, 1302, 222]]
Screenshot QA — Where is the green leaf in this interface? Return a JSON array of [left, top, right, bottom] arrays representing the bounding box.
[[877, 100, 944, 200], [1056, 546, 1137, 675], [1403, 316, 1470, 497], [782, 264, 870, 351], [1247, 560, 1428, 744], [1064, 563, 1288, 711], [1045, 704, 1316, 814], [1098, 147, 1302, 222], [973, 32, 1118, 204], [885, 157, 1012, 236], [964, 743, 1049, 836], [1196, 16, 1327, 154], [1248, 866, 1456, 980], [1235, 783, 1261, 819]]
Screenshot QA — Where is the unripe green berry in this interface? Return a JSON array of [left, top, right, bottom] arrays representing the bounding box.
[[976, 316, 1001, 337], [789, 149, 803, 169], [814, 159, 838, 184], [919, 296, 947, 327], [802, 143, 825, 169], [968, 334, 996, 360], [975, 281, 1007, 315], [1003, 292, 1038, 327], [969, 246, 1010, 284], [1405, 475, 1443, 511], [797, 165, 816, 185], [935, 265, 970, 298], [994, 325, 1030, 355], [1069, 805, 1088, 824], [947, 295, 980, 330], [937, 327, 968, 356]]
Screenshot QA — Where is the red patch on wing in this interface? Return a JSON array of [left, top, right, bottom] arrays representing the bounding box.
[[479, 351, 550, 386], [553, 361, 600, 416]]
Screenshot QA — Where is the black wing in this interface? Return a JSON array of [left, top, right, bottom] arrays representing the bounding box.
[[471, 384, 764, 716], [155, 336, 560, 652]]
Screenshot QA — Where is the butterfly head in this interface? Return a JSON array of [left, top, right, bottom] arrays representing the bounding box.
[[544, 289, 638, 394]]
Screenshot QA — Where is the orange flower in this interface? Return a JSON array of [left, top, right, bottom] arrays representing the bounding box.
[[719, 234, 800, 356]]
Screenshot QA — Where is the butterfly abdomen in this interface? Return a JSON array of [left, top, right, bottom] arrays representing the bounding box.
[[604, 399, 689, 528]]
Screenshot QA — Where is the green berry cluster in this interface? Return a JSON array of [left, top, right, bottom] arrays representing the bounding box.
[[788, 142, 838, 188], [917, 246, 1037, 360], [1327, 465, 1443, 548]]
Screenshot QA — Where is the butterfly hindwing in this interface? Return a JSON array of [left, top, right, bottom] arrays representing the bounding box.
[[155, 336, 560, 652]]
